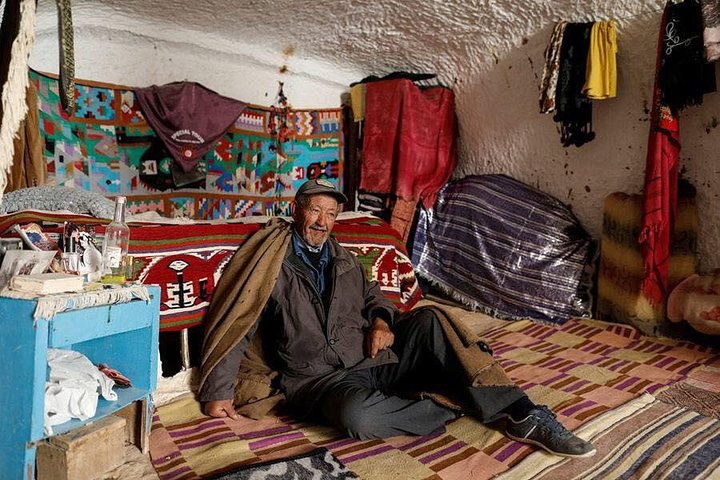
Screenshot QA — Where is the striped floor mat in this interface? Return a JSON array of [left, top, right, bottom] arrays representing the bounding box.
[[149, 318, 720, 479], [497, 393, 720, 480]]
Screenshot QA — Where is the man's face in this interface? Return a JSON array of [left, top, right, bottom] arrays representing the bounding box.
[[292, 194, 339, 247]]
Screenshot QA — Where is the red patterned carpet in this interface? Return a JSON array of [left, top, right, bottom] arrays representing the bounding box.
[[0, 211, 422, 331]]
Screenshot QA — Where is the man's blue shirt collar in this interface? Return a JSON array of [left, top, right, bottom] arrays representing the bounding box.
[[292, 231, 329, 293]]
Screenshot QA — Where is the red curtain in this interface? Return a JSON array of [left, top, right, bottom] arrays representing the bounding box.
[[361, 79, 457, 210]]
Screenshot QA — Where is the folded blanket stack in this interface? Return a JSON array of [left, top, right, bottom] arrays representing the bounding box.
[[597, 191, 697, 335]]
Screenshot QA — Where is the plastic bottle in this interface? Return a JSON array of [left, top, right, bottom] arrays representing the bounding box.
[[101, 196, 130, 283]]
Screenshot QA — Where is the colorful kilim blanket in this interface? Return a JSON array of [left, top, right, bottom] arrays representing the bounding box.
[[0, 211, 422, 331], [149, 316, 720, 479], [30, 69, 343, 220]]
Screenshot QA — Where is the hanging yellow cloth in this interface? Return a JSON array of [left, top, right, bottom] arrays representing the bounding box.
[[583, 20, 617, 100], [350, 83, 366, 121]]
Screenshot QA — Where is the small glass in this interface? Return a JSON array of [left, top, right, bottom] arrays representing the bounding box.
[[61, 252, 81, 274]]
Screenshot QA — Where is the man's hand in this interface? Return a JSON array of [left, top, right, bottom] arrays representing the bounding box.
[[366, 317, 394, 358], [204, 399, 240, 420]]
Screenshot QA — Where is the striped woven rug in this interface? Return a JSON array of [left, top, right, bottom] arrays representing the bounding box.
[[149, 317, 720, 479], [655, 356, 720, 420], [497, 393, 720, 479]]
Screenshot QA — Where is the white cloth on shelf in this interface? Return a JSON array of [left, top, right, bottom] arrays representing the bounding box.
[[43, 348, 117, 435], [44, 383, 98, 434]]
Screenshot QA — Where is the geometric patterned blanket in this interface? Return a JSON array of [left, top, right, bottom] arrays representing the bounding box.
[[0, 211, 422, 331], [149, 316, 720, 479], [31, 69, 343, 220], [130, 216, 422, 331]]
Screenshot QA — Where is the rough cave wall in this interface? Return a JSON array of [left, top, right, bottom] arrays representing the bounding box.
[[29, 0, 720, 270]]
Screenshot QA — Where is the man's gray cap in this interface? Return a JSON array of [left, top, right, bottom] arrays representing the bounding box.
[[295, 179, 348, 204]]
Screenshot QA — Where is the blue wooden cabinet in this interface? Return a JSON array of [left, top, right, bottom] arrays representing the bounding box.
[[0, 285, 160, 479]]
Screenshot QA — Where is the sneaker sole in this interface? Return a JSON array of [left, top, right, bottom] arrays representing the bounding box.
[[506, 432, 597, 458]]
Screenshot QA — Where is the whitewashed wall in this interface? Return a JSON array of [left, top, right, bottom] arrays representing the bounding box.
[[28, 0, 720, 270], [454, 9, 720, 275], [28, 1, 361, 107]]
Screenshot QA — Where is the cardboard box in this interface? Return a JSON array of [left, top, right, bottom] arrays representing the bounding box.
[[37, 415, 126, 480]]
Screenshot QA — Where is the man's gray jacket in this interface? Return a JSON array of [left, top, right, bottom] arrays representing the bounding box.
[[200, 232, 399, 416]]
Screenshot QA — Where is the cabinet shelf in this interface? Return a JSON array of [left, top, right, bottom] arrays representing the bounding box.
[[51, 386, 149, 436], [0, 285, 160, 479]]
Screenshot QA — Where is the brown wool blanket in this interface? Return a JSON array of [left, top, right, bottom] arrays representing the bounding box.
[[200, 218, 512, 419]]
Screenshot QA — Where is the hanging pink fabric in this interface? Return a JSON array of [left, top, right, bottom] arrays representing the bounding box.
[[135, 82, 247, 173], [361, 79, 457, 209], [640, 7, 681, 305]]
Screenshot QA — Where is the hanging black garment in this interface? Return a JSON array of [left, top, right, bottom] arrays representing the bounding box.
[[554, 22, 595, 148], [660, 0, 713, 113], [350, 71, 438, 87]]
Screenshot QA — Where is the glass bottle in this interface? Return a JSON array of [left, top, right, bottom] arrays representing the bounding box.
[[101, 196, 130, 283]]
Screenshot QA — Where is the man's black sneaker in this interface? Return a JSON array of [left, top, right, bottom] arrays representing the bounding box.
[[506, 405, 596, 458]]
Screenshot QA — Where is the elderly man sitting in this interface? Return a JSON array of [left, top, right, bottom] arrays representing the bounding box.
[[199, 179, 595, 458]]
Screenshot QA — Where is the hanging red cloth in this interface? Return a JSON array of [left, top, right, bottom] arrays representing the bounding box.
[[640, 7, 681, 305], [361, 78, 457, 209]]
